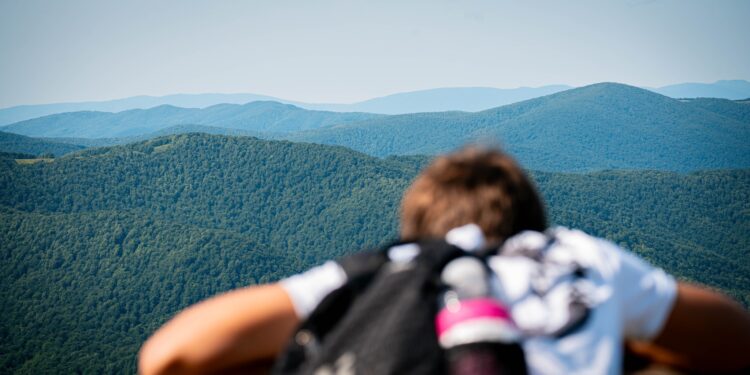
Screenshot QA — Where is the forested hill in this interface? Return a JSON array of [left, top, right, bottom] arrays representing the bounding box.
[[1, 101, 383, 138], [289, 83, 750, 171], [0, 134, 417, 373], [1, 133, 748, 373], [0, 131, 85, 156], [681, 97, 750, 124]]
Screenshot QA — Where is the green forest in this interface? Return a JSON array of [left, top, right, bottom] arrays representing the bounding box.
[[1, 133, 748, 373]]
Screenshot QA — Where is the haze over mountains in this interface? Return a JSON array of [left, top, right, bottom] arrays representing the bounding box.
[[0, 85, 571, 125], [3, 82, 749, 172], [311, 85, 573, 114], [1, 101, 385, 138], [650, 80, 750, 100], [289, 83, 750, 171], [1, 80, 748, 125]]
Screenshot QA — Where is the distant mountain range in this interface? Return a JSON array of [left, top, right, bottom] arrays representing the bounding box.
[[2, 80, 748, 125], [311, 85, 574, 114], [1, 101, 382, 138], [3, 83, 749, 172], [649, 80, 750, 100], [287, 83, 750, 171], [0, 86, 572, 125], [0, 93, 284, 126]]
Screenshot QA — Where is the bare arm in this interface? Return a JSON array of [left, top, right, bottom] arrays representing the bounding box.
[[138, 283, 299, 375], [628, 282, 750, 373]]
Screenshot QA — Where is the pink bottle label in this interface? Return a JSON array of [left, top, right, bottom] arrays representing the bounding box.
[[435, 298, 512, 336]]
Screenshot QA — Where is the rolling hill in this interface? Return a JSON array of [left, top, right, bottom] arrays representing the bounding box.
[[0, 134, 416, 373], [1, 133, 748, 373], [3, 80, 748, 125], [310, 85, 574, 114], [289, 83, 750, 171], [0, 131, 86, 156], [0, 86, 573, 125], [651, 80, 750, 100], [0, 93, 285, 126], [1, 101, 382, 138], [681, 97, 750, 124]]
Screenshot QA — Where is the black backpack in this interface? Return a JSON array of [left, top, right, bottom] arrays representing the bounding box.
[[273, 239, 467, 374]]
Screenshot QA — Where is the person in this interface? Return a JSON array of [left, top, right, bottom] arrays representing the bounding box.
[[139, 147, 750, 375]]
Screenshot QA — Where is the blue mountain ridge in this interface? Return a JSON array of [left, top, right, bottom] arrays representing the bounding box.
[[3, 82, 748, 173], [3, 80, 747, 125], [286, 83, 750, 172]]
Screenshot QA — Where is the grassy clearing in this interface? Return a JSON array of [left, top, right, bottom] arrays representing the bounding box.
[[15, 158, 54, 165], [153, 143, 174, 153]]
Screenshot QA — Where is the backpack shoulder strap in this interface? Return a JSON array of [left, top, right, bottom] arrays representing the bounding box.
[[273, 243, 394, 374], [301, 243, 393, 335], [337, 244, 392, 287]]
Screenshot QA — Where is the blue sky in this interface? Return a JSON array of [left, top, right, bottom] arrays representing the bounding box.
[[1, 0, 749, 107]]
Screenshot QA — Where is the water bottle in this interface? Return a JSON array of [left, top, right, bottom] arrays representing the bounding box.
[[436, 257, 527, 374]]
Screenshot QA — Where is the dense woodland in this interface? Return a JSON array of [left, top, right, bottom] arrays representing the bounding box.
[[0, 133, 748, 373]]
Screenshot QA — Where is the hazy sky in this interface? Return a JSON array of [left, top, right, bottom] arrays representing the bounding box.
[[1, 0, 749, 107]]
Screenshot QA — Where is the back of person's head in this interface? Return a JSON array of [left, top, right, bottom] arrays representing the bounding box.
[[400, 147, 547, 245]]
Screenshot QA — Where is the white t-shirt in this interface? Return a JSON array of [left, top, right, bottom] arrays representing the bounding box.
[[280, 225, 678, 375]]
